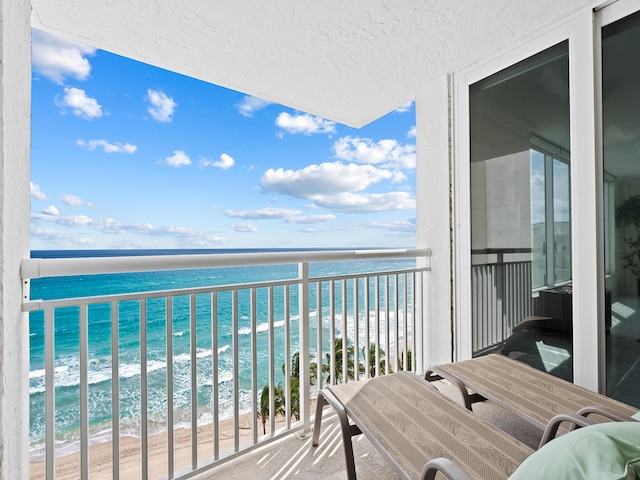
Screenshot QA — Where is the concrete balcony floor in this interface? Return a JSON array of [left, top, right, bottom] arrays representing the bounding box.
[[196, 380, 542, 480]]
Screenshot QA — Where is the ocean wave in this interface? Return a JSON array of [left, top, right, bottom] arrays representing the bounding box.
[[29, 385, 254, 461], [237, 319, 285, 336], [29, 348, 237, 395], [29, 365, 69, 380]]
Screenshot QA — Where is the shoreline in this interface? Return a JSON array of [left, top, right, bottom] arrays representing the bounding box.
[[29, 411, 290, 480]]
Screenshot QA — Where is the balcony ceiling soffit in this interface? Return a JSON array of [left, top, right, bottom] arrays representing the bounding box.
[[30, 0, 595, 128]]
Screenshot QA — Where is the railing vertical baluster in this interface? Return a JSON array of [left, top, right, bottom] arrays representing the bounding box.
[[166, 297, 174, 478], [111, 301, 120, 480], [268, 287, 275, 436], [45, 307, 55, 480], [190, 294, 198, 469], [298, 262, 310, 434], [341, 280, 348, 384], [316, 282, 323, 391], [284, 286, 291, 430], [329, 280, 336, 384], [140, 299, 148, 480], [364, 277, 370, 379], [414, 272, 420, 370], [211, 292, 219, 460], [385, 275, 390, 375], [374, 276, 380, 377], [232, 290, 239, 452], [250, 288, 258, 443], [394, 273, 399, 372], [80, 305, 89, 479], [403, 273, 408, 371], [419, 271, 425, 369], [353, 278, 360, 381]]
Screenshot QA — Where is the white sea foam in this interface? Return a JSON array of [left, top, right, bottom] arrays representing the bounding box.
[[237, 319, 285, 336], [29, 365, 69, 380]]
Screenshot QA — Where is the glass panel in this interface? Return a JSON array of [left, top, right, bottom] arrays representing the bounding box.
[[470, 41, 572, 380], [553, 159, 571, 284], [531, 150, 547, 289], [602, 10, 640, 408]]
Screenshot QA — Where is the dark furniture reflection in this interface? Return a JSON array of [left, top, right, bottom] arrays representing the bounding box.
[[536, 285, 612, 332], [500, 285, 612, 382]]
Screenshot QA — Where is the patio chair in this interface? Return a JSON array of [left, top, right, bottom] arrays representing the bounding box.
[[424, 353, 638, 433], [311, 371, 592, 480]]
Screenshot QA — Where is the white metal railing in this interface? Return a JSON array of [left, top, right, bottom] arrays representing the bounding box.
[[471, 250, 533, 354], [23, 248, 430, 479]]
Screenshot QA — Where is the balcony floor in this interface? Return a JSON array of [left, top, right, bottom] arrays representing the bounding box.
[[195, 380, 541, 480]]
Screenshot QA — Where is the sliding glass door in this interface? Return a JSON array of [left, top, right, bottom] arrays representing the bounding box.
[[469, 41, 572, 379], [602, 9, 640, 408]]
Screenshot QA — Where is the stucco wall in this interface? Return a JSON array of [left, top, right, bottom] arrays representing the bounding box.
[[0, 0, 32, 478], [415, 75, 453, 366], [31, 0, 599, 128]]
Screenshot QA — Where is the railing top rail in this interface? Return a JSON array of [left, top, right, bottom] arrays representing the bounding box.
[[23, 264, 431, 312], [21, 248, 431, 280]]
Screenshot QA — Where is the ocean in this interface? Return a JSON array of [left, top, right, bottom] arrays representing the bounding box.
[[28, 249, 414, 459]]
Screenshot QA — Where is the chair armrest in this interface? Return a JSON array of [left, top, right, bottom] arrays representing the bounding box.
[[576, 405, 638, 423], [539, 413, 595, 448], [421, 458, 473, 480]]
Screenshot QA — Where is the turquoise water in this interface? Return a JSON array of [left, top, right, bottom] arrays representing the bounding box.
[[28, 249, 413, 458]]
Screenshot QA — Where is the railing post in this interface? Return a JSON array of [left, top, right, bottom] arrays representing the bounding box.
[[298, 262, 311, 435]]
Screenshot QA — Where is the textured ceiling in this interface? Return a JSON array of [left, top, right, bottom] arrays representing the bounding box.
[[31, 0, 595, 128]]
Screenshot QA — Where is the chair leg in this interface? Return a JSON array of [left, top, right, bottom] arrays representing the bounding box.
[[313, 389, 359, 480], [312, 391, 328, 447]]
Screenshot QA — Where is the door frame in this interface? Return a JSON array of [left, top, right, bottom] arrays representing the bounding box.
[[453, 5, 620, 392]]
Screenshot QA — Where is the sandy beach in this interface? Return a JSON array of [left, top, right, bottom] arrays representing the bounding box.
[[29, 411, 290, 480]]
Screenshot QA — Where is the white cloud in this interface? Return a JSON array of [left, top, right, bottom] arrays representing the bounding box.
[[224, 208, 335, 225], [228, 222, 258, 232], [146, 89, 177, 122], [159, 150, 191, 167], [30, 182, 48, 200], [77, 139, 137, 153], [56, 87, 103, 119], [275, 112, 336, 135], [31, 29, 96, 84], [408, 125, 416, 138], [333, 136, 416, 169], [358, 219, 416, 234], [62, 194, 93, 207], [223, 207, 302, 220], [261, 162, 393, 199], [31, 212, 94, 226], [236, 96, 271, 117], [201, 153, 235, 170], [313, 192, 416, 213], [395, 100, 414, 113], [42, 205, 59, 216], [284, 214, 335, 224], [31, 212, 226, 244], [31, 227, 96, 247]]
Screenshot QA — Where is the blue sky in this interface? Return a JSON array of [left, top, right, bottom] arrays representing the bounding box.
[[30, 30, 416, 250]]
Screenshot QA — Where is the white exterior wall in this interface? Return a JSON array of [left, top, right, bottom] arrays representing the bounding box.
[[470, 151, 532, 250], [415, 75, 453, 366], [0, 0, 31, 477]]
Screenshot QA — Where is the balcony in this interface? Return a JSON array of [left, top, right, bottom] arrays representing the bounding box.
[[23, 248, 430, 479]]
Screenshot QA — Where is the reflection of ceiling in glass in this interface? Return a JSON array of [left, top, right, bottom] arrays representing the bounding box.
[[603, 11, 640, 178], [470, 41, 569, 164]]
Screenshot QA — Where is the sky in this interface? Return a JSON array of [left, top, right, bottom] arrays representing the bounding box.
[[29, 29, 417, 251]]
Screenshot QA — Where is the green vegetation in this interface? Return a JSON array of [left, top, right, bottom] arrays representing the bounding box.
[[258, 337, 412, 430]]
